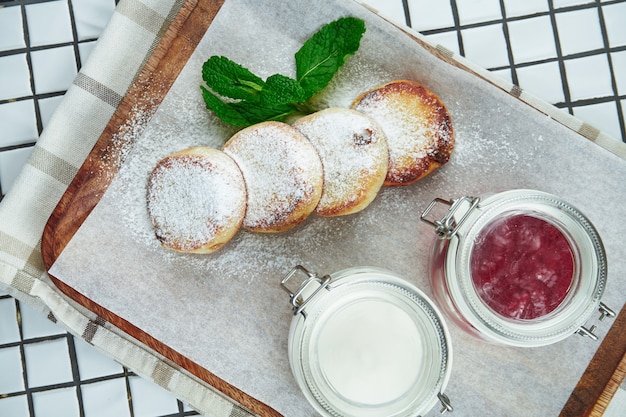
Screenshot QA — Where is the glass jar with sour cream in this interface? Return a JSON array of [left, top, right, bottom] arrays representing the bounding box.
[[281, 265, 453, 417], [420, 189, 614, 347]]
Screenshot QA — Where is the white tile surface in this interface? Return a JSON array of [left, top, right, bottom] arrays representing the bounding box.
[[26, 0, 74, 47], [490, 68, 513, 84], [508, 16, 558, 63], [30, 45, 78, 94], [603, 2, 626, 47], [502, 0, 549, 17], [0, 346, 25, 393], [23, 339, 74, 388], [516, 61, 565, 103], [0, 100, 38, 147], [129, 376, 181, 417], [461, 24, 510, 68], [0, 395, 29, 417], [33, 388, 81, 417], [553, 0, 591, 8], [0, 6, 26, 51], [81, 379, 132, 417], [38, 96, 65, 130], [408, 0, 455, 31], [565, 54, 614, 100], [0, 54, 32, 101], [424, 31, 460, 54], [556, 8, 604, 56], [78, 40, 98, 65], [456, 0, 502, 24], [0, 299, 20, 344], [20, 302, 66, 340], [72, 0, 117, 41], [574, 102, 622, 140], [74, 338, 124, 380], [0, 147, 35, 194]]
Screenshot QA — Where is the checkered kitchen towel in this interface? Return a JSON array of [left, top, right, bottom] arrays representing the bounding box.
[[0, 0, 256, 415]]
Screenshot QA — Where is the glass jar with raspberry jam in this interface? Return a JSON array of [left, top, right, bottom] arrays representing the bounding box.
[[420, 189, 614, 347]]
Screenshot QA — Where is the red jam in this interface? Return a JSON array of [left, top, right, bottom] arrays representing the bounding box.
[[470, 214, 575, 320]]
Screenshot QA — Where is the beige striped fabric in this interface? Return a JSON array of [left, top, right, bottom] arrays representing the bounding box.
[[0, 0, 256, 415]]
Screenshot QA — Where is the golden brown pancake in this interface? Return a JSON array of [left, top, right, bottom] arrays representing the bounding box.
[[223, 121, 324, 232], [352, 80, 454, 186], [293, 107, 388, 216], [146, 146, 246, 253]]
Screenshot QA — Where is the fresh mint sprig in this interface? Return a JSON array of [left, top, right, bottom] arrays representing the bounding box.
[[200, 17, 366, 128]]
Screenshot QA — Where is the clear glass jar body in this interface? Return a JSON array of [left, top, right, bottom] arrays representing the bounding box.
[[423, 189, 608, 347], [282, 266, 453, 417]]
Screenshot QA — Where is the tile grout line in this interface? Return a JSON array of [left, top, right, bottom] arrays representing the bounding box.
[[19, 0, 44, 138], [66, 0, 82, 71], [448, 0, 464, 57], [547, 0, 574, 118], [13, 299, 36, 417], [497, 0, 518, 87], [417, 0, 623, 35], [125, 366, 136, 417], [596, 0, 626, 141], [65, 334, 87, 417], [401, 0, 412, 28]]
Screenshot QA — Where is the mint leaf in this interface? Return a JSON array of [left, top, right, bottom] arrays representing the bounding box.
[[201, 84, 300, 127], [202, 56, 265, 101], [295, 17, 365, 100], [200, 17, 366, 129], [232, 101, 300, 125], [200, 86, 250, 127], [260, 74, 307, 106]]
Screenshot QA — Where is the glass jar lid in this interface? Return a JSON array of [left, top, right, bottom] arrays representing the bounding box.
[[425, 189, 608, 346], [282, 266, 453, 417]]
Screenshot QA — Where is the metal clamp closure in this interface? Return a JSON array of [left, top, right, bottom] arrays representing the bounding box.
[[281, 265, 331, 317], [418, 392, 453, 417], [576, 302, 616, 341], [420, 196, 481, 240], [438, 392, 453, 414]]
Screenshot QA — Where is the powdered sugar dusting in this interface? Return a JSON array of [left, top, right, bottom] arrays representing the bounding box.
[[98, 82, 177, 179], [99, 105, 154, 184], [358, 97, 428, 156], [146, 149, 246, 252], [223, 122, 323, 231], [293, 108, 388, 215], [308, 55, 395, 109], [353, 81, 454, 184]]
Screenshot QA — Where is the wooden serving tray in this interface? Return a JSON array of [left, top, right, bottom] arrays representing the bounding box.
[[41, 0, 626, 415]]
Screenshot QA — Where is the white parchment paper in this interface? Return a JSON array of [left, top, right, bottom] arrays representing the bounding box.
[[50, 0, 626, 415]]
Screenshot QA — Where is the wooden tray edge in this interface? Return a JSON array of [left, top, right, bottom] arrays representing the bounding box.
[[560, 303, 626, 417]]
